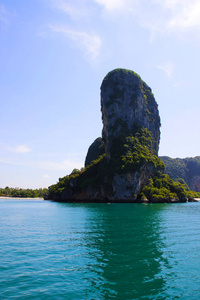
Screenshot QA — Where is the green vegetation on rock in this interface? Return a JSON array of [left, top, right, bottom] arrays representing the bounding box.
[[45, 68, 200, 203], [109, 127, 164, 173], [101, 68, 141, 90], [46, 127, 165, 201], [140, 174, 200, 202], [160, 156, 200, 192]]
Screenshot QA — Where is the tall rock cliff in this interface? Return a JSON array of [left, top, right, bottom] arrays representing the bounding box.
[[84, 69, 162, 201], [101, 69, 160, 159], [46, 68, 165, 202]]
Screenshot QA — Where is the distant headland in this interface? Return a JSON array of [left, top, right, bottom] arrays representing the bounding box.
[[0, 187, 48, 198], [44, 68, 200, 203]]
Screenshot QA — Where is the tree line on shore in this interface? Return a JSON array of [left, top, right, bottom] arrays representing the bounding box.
[[0, 186, 48, 198]]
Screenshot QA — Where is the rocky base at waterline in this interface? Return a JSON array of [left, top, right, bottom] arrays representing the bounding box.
[[45, 69, 200, 203], [44, 168, 199, 203]]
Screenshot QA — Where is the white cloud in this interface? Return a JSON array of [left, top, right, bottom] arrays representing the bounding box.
[[94, 0, 200, 36], [0, 157, 83, 172], [43, 174, 50, 178], [36, 159, 82, 171], [94, 0, 128, 11], [46, 0, 200, 40], [94, 0, 141, 18], [49, 25, 101, 59], [51, 0, 89, 18], [167, 1, 200, 31], [143, 1, 200, 35], [13, 145, 31, 154], [157, 62, 175, 79]]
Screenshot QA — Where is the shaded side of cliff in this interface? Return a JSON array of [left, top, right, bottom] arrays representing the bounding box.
[[160, 156, 200, 192]]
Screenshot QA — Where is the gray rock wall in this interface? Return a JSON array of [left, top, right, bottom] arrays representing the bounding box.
[[101, 69, 160, 159], [47, 68, 163, 202]]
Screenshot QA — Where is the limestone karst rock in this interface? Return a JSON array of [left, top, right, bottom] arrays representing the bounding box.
[[81, 69, 162, 201], [101, 69, 160, 159], [160, 156, 200, 192], [85, 69, 161, 166], [46, 68, 165, 202], [85, 137, 104, 167]]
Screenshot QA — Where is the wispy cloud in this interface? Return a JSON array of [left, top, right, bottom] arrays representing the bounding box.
[[51, 0, 89, 18], [49, 25, 101, 59], [36, 159, 82, 171], [42, 174, 50, 178], [0, 157, 83, 172], [157, 62, 175, 79], [94, 0, 200, 36], [12, 145, 32, 154], [0, 4, 9, 27], [166, 1, 200, 31], [94, 0, 129, 11]]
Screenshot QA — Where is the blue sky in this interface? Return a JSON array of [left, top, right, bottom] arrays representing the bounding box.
[[1, 0, 200, 188]]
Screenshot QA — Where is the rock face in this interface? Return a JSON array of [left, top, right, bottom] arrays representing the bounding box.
[[101, 69, 160, 159], [190, 176, 200, 192], [46, 68, 164, 202], [80, 69, 162, 201], [160, 156, 200, 192], [85, 137, 104, 167], [111, 163, 159, 201]]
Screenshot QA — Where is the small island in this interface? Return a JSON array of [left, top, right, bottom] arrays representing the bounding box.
[[44, 68, 200, 203]]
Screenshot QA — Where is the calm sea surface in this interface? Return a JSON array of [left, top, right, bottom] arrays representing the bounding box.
[[1, 199, 200, 299]]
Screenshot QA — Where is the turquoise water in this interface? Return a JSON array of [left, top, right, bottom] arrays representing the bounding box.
[[1, 199, 200, 299]]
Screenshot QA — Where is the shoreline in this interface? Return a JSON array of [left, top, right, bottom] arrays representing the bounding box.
[[0, 196, 43, 200], [1, 196, 200, 202]]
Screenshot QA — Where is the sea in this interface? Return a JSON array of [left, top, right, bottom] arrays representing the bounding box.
[[1, 198, 200, 299]]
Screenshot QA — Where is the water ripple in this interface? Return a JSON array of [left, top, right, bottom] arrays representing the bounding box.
[[1, 200, 200, 299]]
